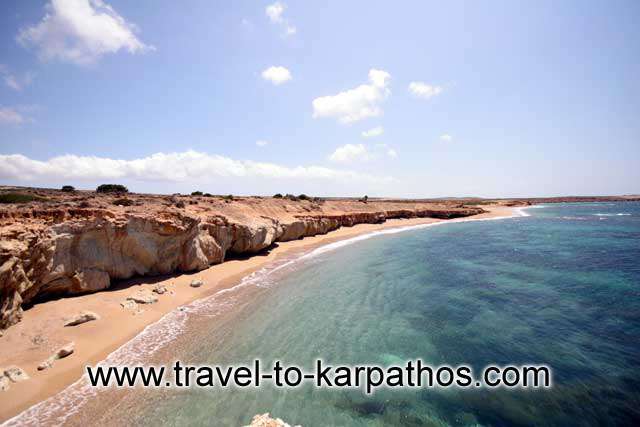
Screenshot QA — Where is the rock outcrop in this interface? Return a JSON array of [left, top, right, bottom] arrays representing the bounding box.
[[0, 190, 486, 331]]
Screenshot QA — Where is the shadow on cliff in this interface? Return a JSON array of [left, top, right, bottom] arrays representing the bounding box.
[[24, 243, 282, 309]]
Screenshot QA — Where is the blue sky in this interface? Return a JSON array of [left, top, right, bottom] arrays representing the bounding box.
[[1, 0, 639, 197]]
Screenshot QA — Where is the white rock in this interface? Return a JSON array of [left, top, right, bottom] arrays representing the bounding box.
[[4, 366, 29, 383], [37, 359, 54, 371], [120, 300, 138, 310], [152, 284, 167, 294], [127, 290, 158, 304], [64, 311, 100, 327], [190, 279, 204, 288], [0, 376, 9, 391]]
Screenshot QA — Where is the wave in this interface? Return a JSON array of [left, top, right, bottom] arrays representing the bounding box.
[[593, 213, 631, 217], [2, 209, 526, 426]]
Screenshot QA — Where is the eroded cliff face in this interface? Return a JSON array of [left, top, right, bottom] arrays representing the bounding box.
[[0, 192, 485, 330]]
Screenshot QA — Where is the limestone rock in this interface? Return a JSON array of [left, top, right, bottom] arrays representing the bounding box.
[[64, 311, 100, 327], [0, 375, 9, 391], [190, 279, 204, 288], [152, 284, 167, 294], [37, 342, 74, 371], [37, 359, 53, 371], [245, 413, 299, 427], [56, 342, 75, 359], [120, 300, 138, 310], [4, 366, 29, 383], [127, 290, 158, 304]]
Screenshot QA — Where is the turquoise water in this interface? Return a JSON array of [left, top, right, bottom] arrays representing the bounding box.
[[30, 202, 640, 426]]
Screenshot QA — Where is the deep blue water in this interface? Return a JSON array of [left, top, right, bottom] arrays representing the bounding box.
[[69, 202, 640, 426]]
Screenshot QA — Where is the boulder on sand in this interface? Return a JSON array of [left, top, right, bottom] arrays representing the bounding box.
[[190, 279, 204, 288], [126, 290, 158, 304], [64, 311, 100, 327], [4, 366, 29, 383], [37, 342, 75, 371]]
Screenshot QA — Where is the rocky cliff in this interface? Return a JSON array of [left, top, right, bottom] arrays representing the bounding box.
[[0, 189, 485, 330]]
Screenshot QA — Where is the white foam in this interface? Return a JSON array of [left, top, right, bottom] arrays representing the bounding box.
[[2, 209, 526, 426], [593, 213, 631, 217]]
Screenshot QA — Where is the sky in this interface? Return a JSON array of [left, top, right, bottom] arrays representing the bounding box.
[[0, 0, 639, 198]]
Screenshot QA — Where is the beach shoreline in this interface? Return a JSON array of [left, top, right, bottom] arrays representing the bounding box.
[[0, 205, 518, 423]]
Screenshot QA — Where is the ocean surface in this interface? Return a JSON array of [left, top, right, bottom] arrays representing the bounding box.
[[8, 202, 640, 426]]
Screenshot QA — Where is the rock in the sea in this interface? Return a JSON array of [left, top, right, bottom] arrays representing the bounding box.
[[0, 375, 10, 391], [127, 290, 158, 304], [245, 413, 298, 427], [190, 279, 204, 288], [64, 311, 100, 327], [152, 284, 167, 294], [4, 366, 29, 383]]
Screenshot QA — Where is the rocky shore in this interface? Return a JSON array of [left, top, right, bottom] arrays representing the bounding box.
[[0, 188, 488, 332]]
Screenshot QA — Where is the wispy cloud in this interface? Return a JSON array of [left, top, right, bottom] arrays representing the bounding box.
[[313, 69, 391, 124], [0, 65, 34, 91], [329, 143, 398, 163], [0, 150, 392, 184], [440, 134, 453, 142], [265, 2, 296, 37], [17, 0, 154, 66], [256, 140, 269, 147], [261, 66, 292, 85], [408, 82, 443, 99], [0, 107, 27, 125], [362, 126, 384, 138]]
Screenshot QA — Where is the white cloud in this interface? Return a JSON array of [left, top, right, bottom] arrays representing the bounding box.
[[266, 2, 285, 23], [0, 65, 34, 91], [256, 140, 269, 147], [0, 107, 27, 125], [17, 0, 153, 66], [440, 134, 453, 142], [329, 144, 369, 163], [362, 126, 384, 138], [261, 66, 292, 85], [312, 69, 391, 124], [386, 148, 398, 159], [0, 150, 392, 184], [408, 82, 443, 99], [265, 2, 296, 37]]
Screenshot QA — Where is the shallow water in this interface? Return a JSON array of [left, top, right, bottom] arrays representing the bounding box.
[[9, 203, 640, 426]]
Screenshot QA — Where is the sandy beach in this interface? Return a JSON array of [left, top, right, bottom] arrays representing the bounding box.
[[0, 205, 516, 423]]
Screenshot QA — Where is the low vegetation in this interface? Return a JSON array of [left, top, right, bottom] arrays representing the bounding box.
[[0, 193, 47, 204], [96, 184, 129, 194], [61, 185, 75, 192], [191, 191, 203, 196]]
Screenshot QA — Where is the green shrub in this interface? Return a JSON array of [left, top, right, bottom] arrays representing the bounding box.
[[0, 193, 47, 204], [222, 194, 234, 202], [298, 194, 309, 201], [273, 193, 283, 199], [191, 191, 203, 196], [285, 194, 298, 201], [96, 184, 128, 194], [203, 193, 213, 197], [61, 185, 75, 192]]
